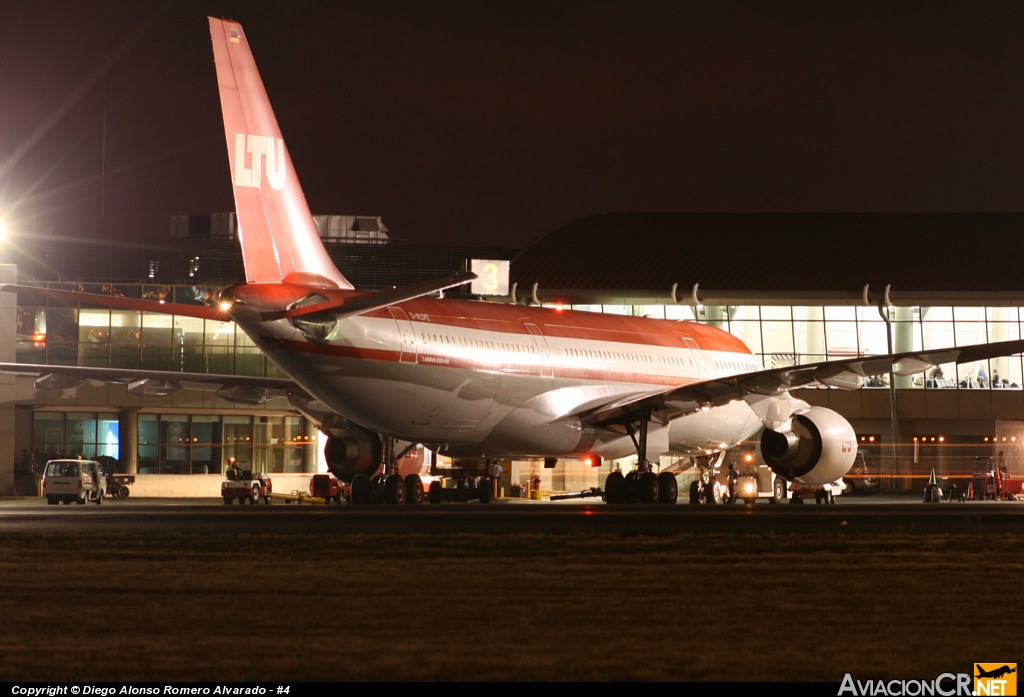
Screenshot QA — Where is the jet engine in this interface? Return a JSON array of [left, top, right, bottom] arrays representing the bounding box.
[[324, 425, 382, 483], [759, 407, 857, 486]]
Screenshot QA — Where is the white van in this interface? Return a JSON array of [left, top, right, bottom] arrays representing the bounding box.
[[42, 459, 107, 505]]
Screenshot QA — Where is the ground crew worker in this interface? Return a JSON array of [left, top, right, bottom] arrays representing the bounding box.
[[727, 462, 739, 504]]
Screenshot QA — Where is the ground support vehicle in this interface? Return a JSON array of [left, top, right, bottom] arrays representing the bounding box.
[[551, 487, 604, 501], [843, 452, 881, 495], [221, 467, 272, 504], [42, 459, 107, 505], [271, 474, 352, 504], [107, 473, 135, 499], [427, 477, 493, 504], [772, 474, 843, 504], [945, 458, 1024, 502], [703, 463, 843, 505], [732, 473, 760, 506], [997, 470, 1024, 501], [310, 473, 349, 504], [271, 491, 316, 504]]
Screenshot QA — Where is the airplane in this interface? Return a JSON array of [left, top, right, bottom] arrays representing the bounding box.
[[976, 666, 1016, 679], [4, 16, 1024, 505]]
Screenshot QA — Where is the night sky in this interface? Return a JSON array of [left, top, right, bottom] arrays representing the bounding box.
[[2, 0, 1024, 251]]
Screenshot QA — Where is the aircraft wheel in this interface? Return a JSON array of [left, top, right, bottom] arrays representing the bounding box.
[[383, 474, 406, 504], [637, 471, 659, 504], [704, 481, 719, 505], [604, 471, 625, 504], [623, 471, 638, 503], [772, 477, 788, 504], [404, 474, 424, 504], [351, 473, 371, 505], [657, 472, 678, 504]]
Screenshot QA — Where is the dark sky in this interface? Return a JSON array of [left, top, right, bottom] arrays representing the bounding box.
[[2, 0, 1024, 251]]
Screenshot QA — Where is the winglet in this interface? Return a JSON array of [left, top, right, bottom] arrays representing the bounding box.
[[208, 17, 352, 290]]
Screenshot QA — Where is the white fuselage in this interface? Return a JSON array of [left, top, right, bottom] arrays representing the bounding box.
[[233, 296, 765, 460]]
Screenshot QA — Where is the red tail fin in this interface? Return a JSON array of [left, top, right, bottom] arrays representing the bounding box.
[[209, 17, 352, 290]]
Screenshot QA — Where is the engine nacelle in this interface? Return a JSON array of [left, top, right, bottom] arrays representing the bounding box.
[[760, 407, 857, 486], [324, 426, 382, 483]]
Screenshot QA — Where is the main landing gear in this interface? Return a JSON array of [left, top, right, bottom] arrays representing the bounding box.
[[604, 409, 679, 504], [605, 469, 679, 504], [349, 437, 425, 505]]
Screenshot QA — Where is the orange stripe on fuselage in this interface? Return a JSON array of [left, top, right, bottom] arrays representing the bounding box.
[[364, 296, 753, 355], [264, 294, 758, 387]]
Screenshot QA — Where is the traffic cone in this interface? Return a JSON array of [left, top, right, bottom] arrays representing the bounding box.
[[923, 467, 942, 503]]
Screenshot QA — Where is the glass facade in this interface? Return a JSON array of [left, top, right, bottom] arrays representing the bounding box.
[[16, 283, 315, 475], [18, 281, 1024, 390], [15, 283, 286, 378], [561, 302, 1024, 388], [32, 411, 120, 462], [32, 411, 312, 475], [136, 413, 309, 475]]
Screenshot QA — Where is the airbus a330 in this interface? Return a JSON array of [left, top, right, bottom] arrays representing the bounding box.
[[4, 17, 1023, 505]]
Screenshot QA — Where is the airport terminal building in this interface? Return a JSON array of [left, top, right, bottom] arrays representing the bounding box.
[[510, 213, 1024, 489], [2, 211, 1023, 495], [0, 215, 517, 495]]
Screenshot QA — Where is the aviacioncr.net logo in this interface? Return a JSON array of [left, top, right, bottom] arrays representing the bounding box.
[[974, 663, 1017, 696], [838, 673, 971, 696]]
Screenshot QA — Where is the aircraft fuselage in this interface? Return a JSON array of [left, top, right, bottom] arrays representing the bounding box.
[[230, 291, 764, 459]]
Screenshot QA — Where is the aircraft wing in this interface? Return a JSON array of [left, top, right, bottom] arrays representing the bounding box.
[[573, 338, 1024, 430], [0, 362, 300, 404], [2, 273, 476, 323]]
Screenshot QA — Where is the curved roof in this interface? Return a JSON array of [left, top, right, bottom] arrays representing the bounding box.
[[511, 212, 1024, 304]]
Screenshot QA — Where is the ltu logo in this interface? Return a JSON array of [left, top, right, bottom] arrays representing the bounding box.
[[975, 664, 1017, 696], [233, 133, 286, 190]]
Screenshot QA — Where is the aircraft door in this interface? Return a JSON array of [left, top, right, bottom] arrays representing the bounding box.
[[525, 323, 553, 378], [388, 307, 418, 363], [682, 337, 710, 379]]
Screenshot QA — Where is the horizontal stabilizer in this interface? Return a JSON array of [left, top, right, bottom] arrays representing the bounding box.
[[0, 284, 228, 320], [258, 271, 477, 321], [0, 362, 297, 404]]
